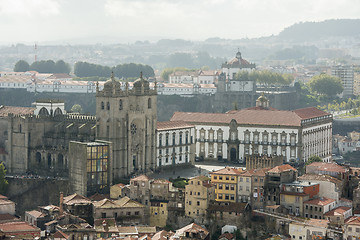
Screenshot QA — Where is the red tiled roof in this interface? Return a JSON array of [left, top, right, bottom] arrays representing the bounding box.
[[26, 210, 47, 218], [63, 193, 91, 205], [324, 206, 351, 216], [346, 216, 360, 225], [0, 221, 40, 232], [170, 107, 329, 127], [211, 167, 243, 175], [131, 175, 151, 182], [304, 197, 336, 206], [268, 164, 297, 173], [0, 106, 35, 117], [242, 168, 271, 177], [157, 121, 194, 131], [293, 107, 330, 119], [219, 232, 235, 240], [306, 162, 347, 173], [53, 230, 69, 239], [0, 214, 18, 222]]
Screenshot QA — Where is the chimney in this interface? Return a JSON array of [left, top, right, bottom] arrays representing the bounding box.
[[59, 192, 64, 215]]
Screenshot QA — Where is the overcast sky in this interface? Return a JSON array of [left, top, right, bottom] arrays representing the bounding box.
[[0, 0, 359, 44]]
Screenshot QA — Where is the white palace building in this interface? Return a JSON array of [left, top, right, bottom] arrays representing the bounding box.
[[170, 95, 333, 163]]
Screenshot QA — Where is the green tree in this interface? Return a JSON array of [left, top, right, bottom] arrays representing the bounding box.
[[306, 155, 322, 165], [308, 74, 343, 97], [14, 60, 30, 72], [54, 60, 71, 74], [70, 104, 83, 113], [0, 163, 8, 194]]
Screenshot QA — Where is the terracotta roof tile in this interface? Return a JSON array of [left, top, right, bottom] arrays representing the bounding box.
[[324, 206, 352, 216], [346, 216, 360, 225], [170, 107, 330, 127], [304, 197, 336, 206], [268, 164, 297, 173], [294, 107, 330, 119], [157, 121, 194, 131], [306, 162, 347, 173], [26, 210, 47, 218], [211, 167, 244, 175], [305, 219, 329, 228], [0, 105, 35, 117], [0, 221, 40, 232], [131, 175, 151, 182]]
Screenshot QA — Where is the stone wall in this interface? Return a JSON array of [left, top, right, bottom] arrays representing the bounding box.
[[6, 177, 70, 216]]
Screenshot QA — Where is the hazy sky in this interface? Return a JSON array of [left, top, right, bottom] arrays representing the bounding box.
[[0, 0, 360, 44]]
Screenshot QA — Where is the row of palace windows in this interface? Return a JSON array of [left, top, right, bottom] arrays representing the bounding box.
[[159, 146, 189, 155], [100, 98, 152, 110], [158, 154, 189, 164], [159, 132, 191, 146], [199, 129, 296, 144]]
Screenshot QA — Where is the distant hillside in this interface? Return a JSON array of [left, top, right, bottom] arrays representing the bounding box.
[[278, 19, 360, 41]]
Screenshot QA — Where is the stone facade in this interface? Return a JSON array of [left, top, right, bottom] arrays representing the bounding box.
[[96, 74, 157, 178]]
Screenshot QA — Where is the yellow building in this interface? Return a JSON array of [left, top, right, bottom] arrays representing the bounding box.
[[185, 175, 215, 220], [210, 167, 243, 202], [150, 200, 168, 227], [110, 183, 127, 199]]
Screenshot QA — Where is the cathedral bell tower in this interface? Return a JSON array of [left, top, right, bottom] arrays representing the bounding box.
[[96, 72, 157, 179]]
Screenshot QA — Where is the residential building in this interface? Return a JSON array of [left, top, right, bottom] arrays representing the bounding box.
[[238, 168, 270, 208], [344, 216, 360, 240], [238, 171, 252, 203], [306, 162, 349, 180], [170, 95, 332, 163], [303, 197, 336, 219], [265, 164, 298, 206], [56, 223, 95, 240], [298, 174, 342, 201], [172, 223, 210, 240], [0, 221, 41, 239], [197, 70, 219, 85], [331, 65, 354, 97], [324, 206, 352, 226], [149, 200, 168, 227], [185, 175, 215, 220], [208, 202, 250, 224], [62, 193, 93, 224], [169, 71, 198, 84], [110, 183, 129, 199], [0, 197, 15, 215], [129, 175, 151, 206], [92, 197, 146, 225], [289, 219, 329, 240], [24, 210, 50, 231], [157, 83, 217, 96], [210, 167, 243, 202], [280, 181, 319, 217], [156, 121, 195, 167]]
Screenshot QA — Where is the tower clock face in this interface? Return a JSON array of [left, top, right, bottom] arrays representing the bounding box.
[[131, 123, 137, 135]]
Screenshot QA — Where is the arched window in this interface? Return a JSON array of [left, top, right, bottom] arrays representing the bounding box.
[[148, 98, 152, 109], [39, 107, 50, 116], [101, 102, 104, 110], [119, 99, 123, 110], [54, 108, 63, 116], [47, 153, 52, 168], [36, 152, 41, 164], [107, 102, 110, 110]]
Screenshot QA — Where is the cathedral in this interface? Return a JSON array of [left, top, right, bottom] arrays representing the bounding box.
[[0, 73, 158, 187], [95, 73, 157, 178]]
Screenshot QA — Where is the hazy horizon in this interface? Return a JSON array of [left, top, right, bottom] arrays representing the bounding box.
[[1, 0, 360, 45]]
